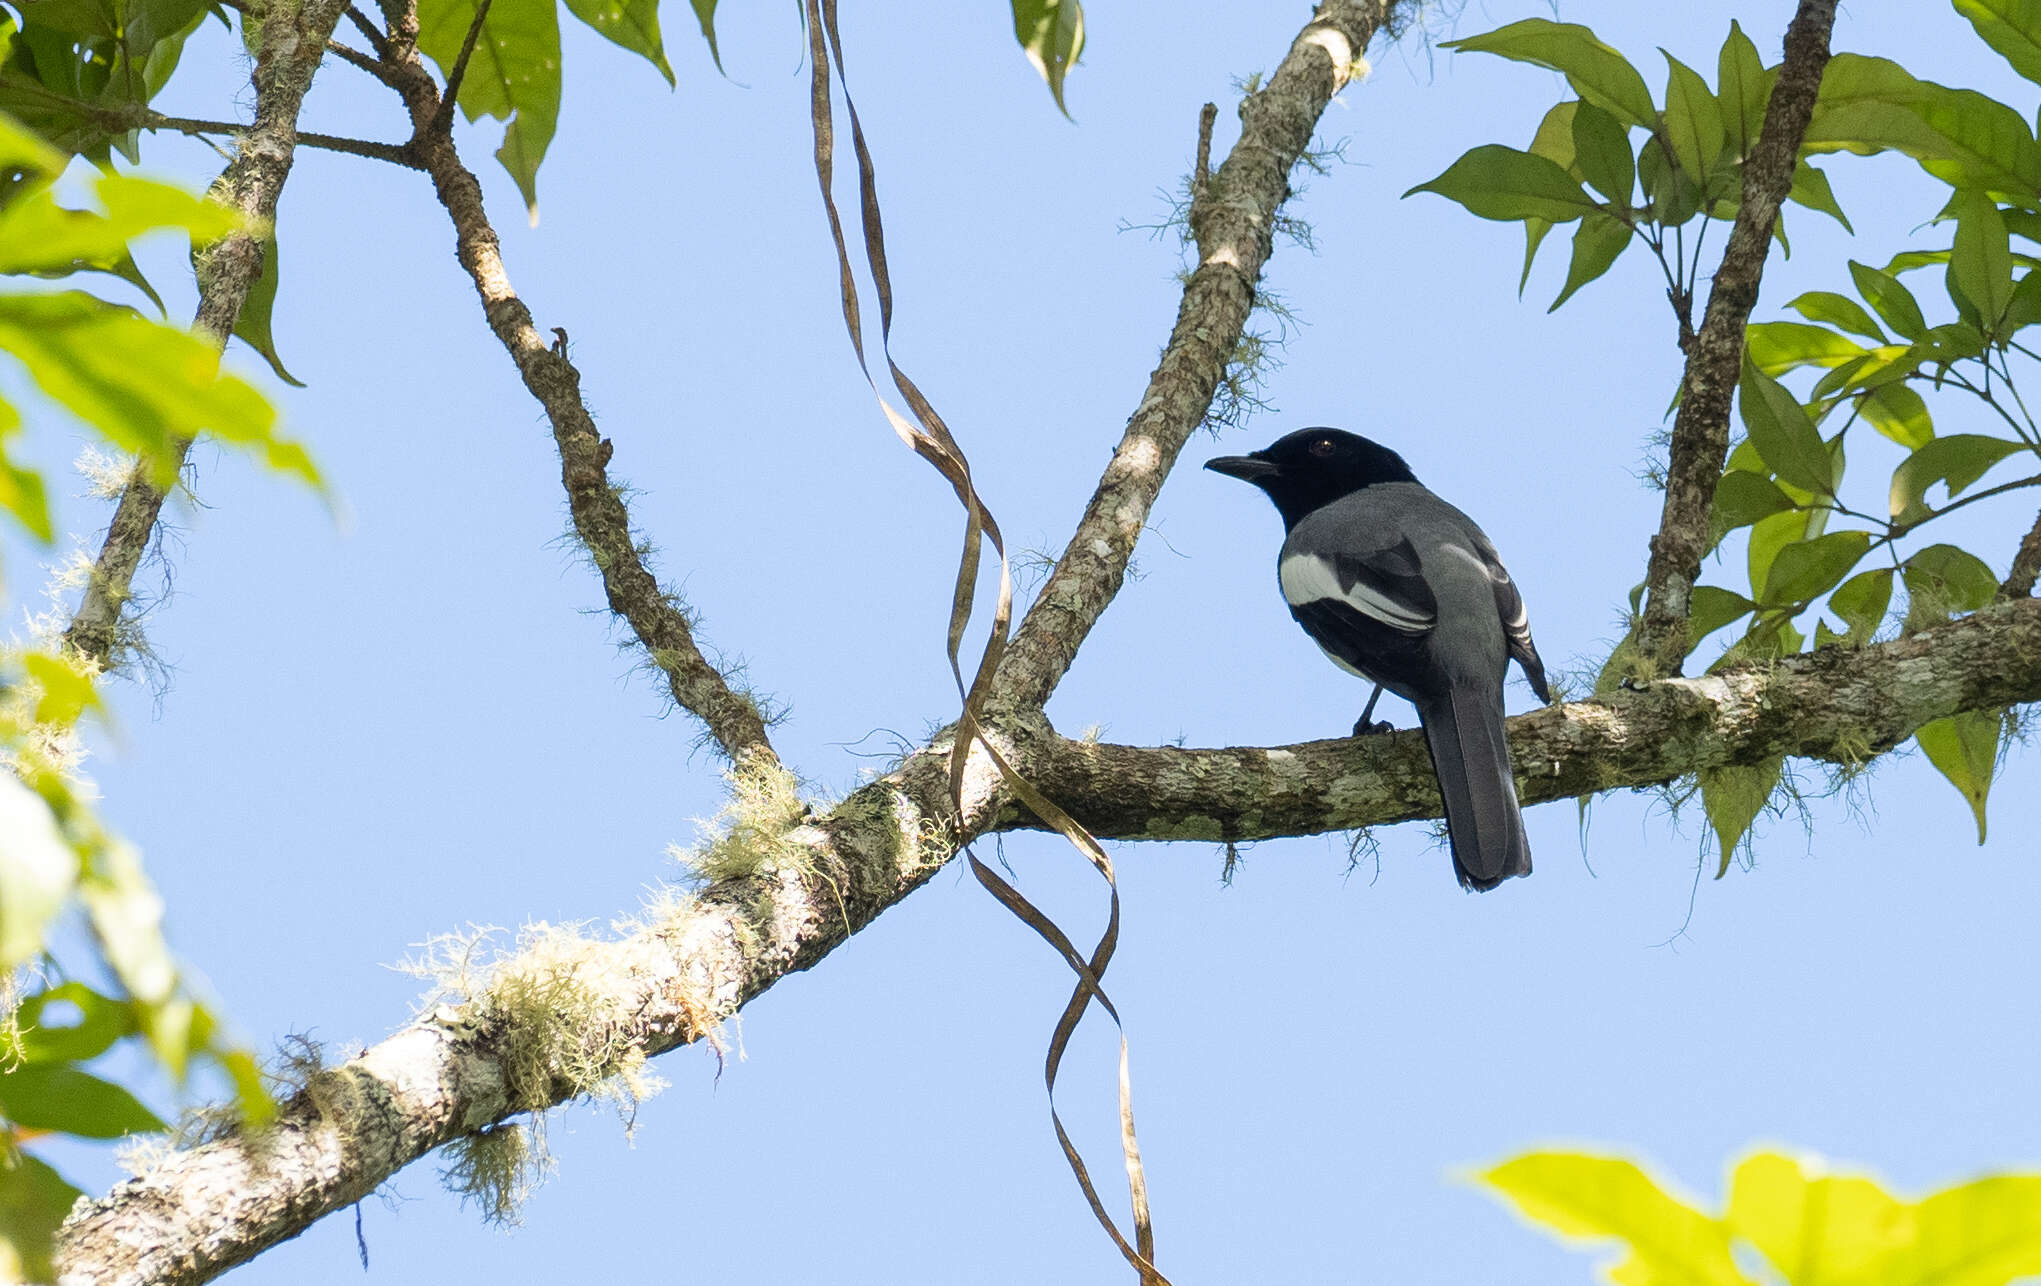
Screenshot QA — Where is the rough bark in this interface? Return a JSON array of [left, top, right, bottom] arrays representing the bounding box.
[[57, 594, 2041, 1285], [2002, 509, 2041, 599], [1631, 0, 1839, 676], [62, 0, 352, 669], [991, 0, 1393, 712], [1002, 598, 2041, 841], [372, 0, 779, 768]]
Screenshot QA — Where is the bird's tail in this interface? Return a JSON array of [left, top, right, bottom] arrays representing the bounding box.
[[1413, 683, 1531, 891]]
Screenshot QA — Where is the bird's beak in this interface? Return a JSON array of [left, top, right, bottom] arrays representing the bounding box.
[[1205, 454, 1280, 483]]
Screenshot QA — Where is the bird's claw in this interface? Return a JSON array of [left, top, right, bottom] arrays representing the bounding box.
[[1351, 718, 1397, 738]]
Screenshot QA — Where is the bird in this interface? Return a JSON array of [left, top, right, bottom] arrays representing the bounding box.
[[1205, 427, 1552, 891]]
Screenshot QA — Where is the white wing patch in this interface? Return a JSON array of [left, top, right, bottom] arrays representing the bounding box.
[[1279, 553, 1432, 634]]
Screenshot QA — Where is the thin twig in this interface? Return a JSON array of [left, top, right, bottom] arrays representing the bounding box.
[[326, 37, 400, 84], [1630, 0, 1840, 676], [345, 2, 389, 55], [430, 0, 493, 135]]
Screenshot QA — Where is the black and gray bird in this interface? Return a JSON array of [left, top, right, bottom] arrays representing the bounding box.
[[1206, 428, 1552, 891]]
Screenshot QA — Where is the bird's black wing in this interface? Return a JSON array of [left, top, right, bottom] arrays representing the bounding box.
[[1280, 536, 1437, 691], [1468, 534, 1550, 703]]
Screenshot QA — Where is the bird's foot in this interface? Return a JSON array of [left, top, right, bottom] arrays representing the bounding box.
[[1351, 717, 1397, 737]]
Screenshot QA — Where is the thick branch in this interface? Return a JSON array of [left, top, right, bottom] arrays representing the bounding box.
[[1000, 599, 2041, 840], [990, 0, 1396, 711], [2002, 508, 2041, 599], [1631, 0, 1838, 676], [57, 599, 2041, 1284], [368, 0, 778, 767], [61, 0, 353, 669]]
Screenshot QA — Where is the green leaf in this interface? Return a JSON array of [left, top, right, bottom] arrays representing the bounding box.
[[1443, 20, 1658, 129], [1637, 135, 1702, 225], [1857, 382, 1934, 449], [21, 650, 100, 726], [0, 1153, 86, 1284], [1716, 19, 1771, 162], [0, 173, 239, 274], [1011, 0, 1083, 116], [1526, 99, 1580, 171], [1701, 755, 1782, 875], [1760, 529, 1871, 607], [1747, 508, 1810, 603], [1660, 51, 1723, 188], [1829, 567, 1894, 643], [1745, 321, 1865, 375], [1955, 0, 2041, 87], [1739, 361, 1833, 493], [1901, 1167, 2041, 1284], [0, 403, 53, 541], [223, 232, 303, 387], [1550, 210, 1630, 311], [1948, 190, 2016, 334], [0, 1064, 165, 1136], [12, 982, 135, 1063], [2004, 269, 2041, 332], [1787, 159, 1851, 232], [1916, 710, 2002, 843], [1709, 469, 1793, 545], [1888, 434, 2026, 524], [1569, 101, 1633, 203], [1807, 55, 2041, 194], [416, 0, 561, 221], [1810, 345, 1917, 401], [1788, 290, 1886, 342], [686, 0, 719, 72], [562, 0, 673, 84], [1686, 584, 1754, 648], [0, 773, 75, 973], [1849, 260, 1929, 340], [78, 842, 181, 1070], [1904, 543, 2001, 622], [1519, 218, 1553, 295], [1404, 145, 1595, 223], [1477, 1152, 1755, 1286], [0, 292, 314, 492]]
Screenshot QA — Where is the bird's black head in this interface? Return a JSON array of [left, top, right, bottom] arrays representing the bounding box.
[[1205, 427, 1419, 529]]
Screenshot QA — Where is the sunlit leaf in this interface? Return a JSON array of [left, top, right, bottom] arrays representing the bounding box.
[[0, 173, 239, 274], [1888, 434, 2026, 523], [1637, 134, 1703, 225], [1807, 55, 2041, 195], [1748, 509, 1811, 605], [1660, 51, 1722, 189], [1477, 1151, 1755, 1286], [1727, 1152, 1913, 1286], [1788, 290, 1886, 342], [1954, 0, 2041, 87], [220, 231, 303, 387], [1745, 321, 1865, 376], [1787, 160, 1852, 232], [21, 650, 99, 726], [1904, 543, 2001, 622], [0, 773, 75, 972], [1444, 19, 1657, 128], [1916, 711, 2002, 844], [1011, 0, 1083, 116], [1857, 382, 1933, 449], [1687, 584, 1755, 648], [1709, 470, 1793, 546]]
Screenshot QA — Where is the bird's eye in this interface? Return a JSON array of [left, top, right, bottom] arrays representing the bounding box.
[[1309, 438, 1336, 458]]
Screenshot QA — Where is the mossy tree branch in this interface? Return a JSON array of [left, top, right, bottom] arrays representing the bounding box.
[[1629, 0, 1839, 677], [366, 0, 780, 768], [990, 0, 1400, 712], [61, 0, 355, 670]]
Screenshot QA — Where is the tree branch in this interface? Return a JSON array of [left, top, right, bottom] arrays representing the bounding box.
[[366, 0, 779, 768], [1000, 599, 2041, 841], [61, 0, 355, 669], [990, 0, 1396, 712], [2003, 508, 2041, 599], [1630, 0, 1839, 677], [57, 597, 2041, 1285]]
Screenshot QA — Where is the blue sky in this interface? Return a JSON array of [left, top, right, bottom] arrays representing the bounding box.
[[22, 0, 2041, 1282]]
